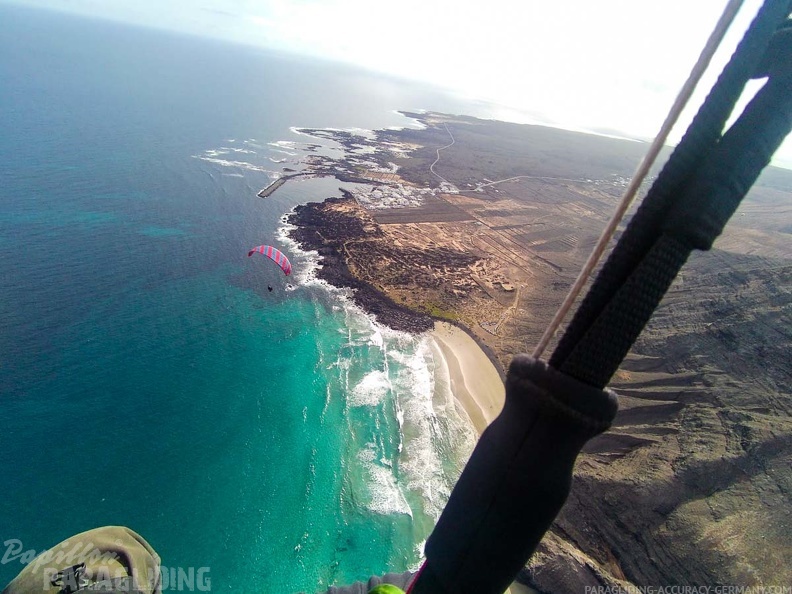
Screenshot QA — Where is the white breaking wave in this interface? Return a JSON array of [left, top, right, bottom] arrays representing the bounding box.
[[357, 445, 412, 517], [276, 214, 324, 290], [369, 326, 384, 349], [395, 337, 476, 522], [410, 542, 426, 572], [350, 370, 391, 407], [274, 179, 474, 536], [269, 148, 298, 157], [268, 140, 299, 155], [193, 156, 276, 175], [200, 149, 229, 158], [219, 146, 257, 154]]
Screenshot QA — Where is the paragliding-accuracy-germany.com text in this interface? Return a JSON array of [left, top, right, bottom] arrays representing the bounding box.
[[585, 587, 791, 594]]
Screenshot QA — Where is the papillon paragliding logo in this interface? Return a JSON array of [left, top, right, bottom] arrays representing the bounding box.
[[2, 537, 118, 571]]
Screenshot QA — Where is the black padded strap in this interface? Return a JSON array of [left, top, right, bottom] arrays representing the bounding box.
[[557, 69, 792, 388], [550, 1, 792, 388], [558, 235, 691, 388], [413, 357, 618, 594]]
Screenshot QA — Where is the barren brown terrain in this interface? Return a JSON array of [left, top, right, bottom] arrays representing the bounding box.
[[287, 112, 792, 590]]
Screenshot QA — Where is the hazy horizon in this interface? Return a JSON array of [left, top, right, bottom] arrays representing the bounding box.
[[3, 0, 791, 169]]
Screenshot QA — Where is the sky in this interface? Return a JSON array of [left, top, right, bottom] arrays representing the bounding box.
[[3, 0, 792, 167]]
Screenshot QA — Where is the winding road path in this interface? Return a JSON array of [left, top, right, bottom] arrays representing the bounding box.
[[430, 123, 455, 185]]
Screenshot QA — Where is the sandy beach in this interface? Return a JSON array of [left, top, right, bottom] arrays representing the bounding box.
[[430, 321, 505, 435], [430, 322, 536, 594]]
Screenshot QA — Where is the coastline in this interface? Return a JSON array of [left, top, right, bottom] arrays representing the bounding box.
[[286, 196, 434, 334], [275, 111, 792, 589], [430, 321, 505, 435], [429, 322, 533, 594], [284, 193, 506, 433]]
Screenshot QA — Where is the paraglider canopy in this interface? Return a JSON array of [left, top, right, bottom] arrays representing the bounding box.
[[248, 245, 292, 276]]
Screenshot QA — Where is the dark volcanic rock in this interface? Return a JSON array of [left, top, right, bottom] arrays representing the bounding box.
[[288, 197, 433, 334]]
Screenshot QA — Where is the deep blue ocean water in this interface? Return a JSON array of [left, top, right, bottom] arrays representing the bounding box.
[[0, 6, 477, 592]]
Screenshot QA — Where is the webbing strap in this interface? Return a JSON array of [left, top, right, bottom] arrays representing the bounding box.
[[558, 235, 690, 388], [560, 70, 792, 387], [550, 0, 792, 388]]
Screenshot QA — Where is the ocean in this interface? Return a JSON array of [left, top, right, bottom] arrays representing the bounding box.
[[0, 6, 477, 592]]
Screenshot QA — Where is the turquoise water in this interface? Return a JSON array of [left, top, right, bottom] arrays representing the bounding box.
[[0, 6, 476, 592]]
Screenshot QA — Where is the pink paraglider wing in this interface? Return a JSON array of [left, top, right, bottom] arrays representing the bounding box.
[[247, 245, 292, 275]]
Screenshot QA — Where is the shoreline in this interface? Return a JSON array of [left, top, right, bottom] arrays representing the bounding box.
[[283, 194, 507, 433], [430, 321, 505, 435], [286, 197, 434, 334], [428, 325, 531, 591], [274, 111, 792, 590]]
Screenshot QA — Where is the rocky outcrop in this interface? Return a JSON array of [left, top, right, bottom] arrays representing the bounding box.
[[288, 196, 433, 334]]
